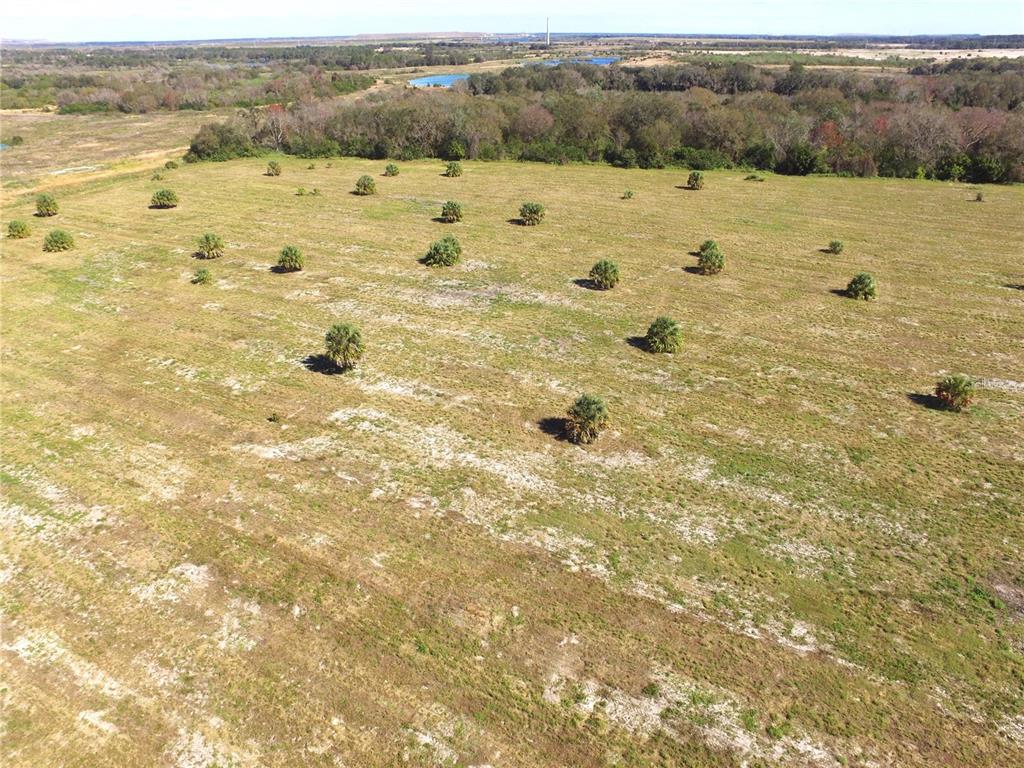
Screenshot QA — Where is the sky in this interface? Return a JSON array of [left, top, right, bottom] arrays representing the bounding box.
[[2, 0, 1022, 43]]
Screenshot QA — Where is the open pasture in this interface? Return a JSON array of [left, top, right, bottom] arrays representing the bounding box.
[[2, 156, 1023, 766]]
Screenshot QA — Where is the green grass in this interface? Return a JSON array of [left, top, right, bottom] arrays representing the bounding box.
[[2, 154, 1023, 767]]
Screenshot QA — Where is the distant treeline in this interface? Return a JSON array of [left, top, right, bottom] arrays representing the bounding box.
[[187, 66, 1024, 182]]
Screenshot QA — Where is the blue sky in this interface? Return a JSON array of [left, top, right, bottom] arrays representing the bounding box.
[[3, 1, 1022, 43]]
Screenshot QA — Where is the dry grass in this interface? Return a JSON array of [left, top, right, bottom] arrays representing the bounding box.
[[2, 151, 1023, 767]]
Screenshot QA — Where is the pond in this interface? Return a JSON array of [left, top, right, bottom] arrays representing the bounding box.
[[541, 56, 621, 67], [409, 74, 471, 88]]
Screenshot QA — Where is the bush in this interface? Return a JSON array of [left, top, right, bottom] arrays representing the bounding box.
[[827, 240, 844, 254], [164, 160, 179, 170], [645, 316, 682, 353], [43, 229, 74, 252], [440, 200, 463, 223], [8, 135, 24, 146], [296, 187, 308, 196], [192, 267, 213, 285], [846, 272, 876, 300], [277, 245, 304, 272], [622, 190, 634, 199], [519, 202, 545, 225], [196, 232, 225, 259], [151, 172, 165, 181], [150, 189, 178, 209], [935, 373, 975, 412], [384, 163, 400, 177], [423, 234, 462, 267], [975, 191, 984, 202], [35, 193, 58, 217], [744, 174, 765, 182], [266, 161, 282, 176], [185, 122, 256, 162], [589, 259, 620, 290], [564, 394, 609, 445], [443, 161, 463, 177], [687, 171, 705, 190], [307, 163, 316, 170], [7, 220, 30, 239], [354, 175, 376, 195], [697, 240, 725, 275], [325, 323, 364, 370]]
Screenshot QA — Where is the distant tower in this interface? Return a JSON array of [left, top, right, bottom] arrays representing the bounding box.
[[546, 18, 550, 47]]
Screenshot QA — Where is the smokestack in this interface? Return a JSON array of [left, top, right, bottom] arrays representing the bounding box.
[[546, 18, 550, 47]]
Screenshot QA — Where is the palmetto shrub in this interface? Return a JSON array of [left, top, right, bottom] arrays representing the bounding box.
[[846, 272, 876, 300], [935, 374, 975, 412], [589, 259, 620, 289], [688, 171, 705, 190], [354, 175, 376, 195], [36, 193, 59, 217], [384, 163, 399, 176], [191, 267, 213, 285], [43, 229, 74, 252], [564, 394, 609, 445], [164, 160, 179, 170], [325, 323, 364, 370], [440, 200, 463, 223], [697, 239, 724, 274], [443, 161, 463, 177], [519, 202, 545, 225], [266, 161, 282, 176], [196, 233, 225, 259], [150, 189, 178, 208], [827, 240, 844, 254], [7, 220, 30, 239], [277, 245, 304, 272], [423, 234, 461, 267], [645, 316, 681, 353]]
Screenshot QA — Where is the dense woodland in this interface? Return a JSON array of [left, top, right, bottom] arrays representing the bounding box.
[[189, 60, 1024, 182]]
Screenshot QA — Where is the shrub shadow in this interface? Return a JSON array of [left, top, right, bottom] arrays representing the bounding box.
[[683, 265, 704, 275], [573, 278, 603, 290], [829, 288, 850, 298], [431, 217, 457, 224], [507, 218, 526, 226], [302, 354, 344, 375], [270, 265, 301, 274], [674, 185, 699, 191], [626, 336, 649, 351], [148, 205, 176, 210], [538, 417, 570, 441], [907, 392, 948, 411], [1003, 283, 1024, 291]]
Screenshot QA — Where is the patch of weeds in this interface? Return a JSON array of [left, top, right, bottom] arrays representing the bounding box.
[[641, 681, 660, 697], [845, 445, 871, 465], [740, 708, 758, 731]]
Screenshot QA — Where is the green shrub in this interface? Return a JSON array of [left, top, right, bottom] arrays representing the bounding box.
[[296, 187, 308, 196], [196, 232, 225, 259], [975, 191, 984, 202], [744, 174, 765, 182], [354, 175, 376, 195], [325, 323, 364, 370], [384, 163, 400, 177], [191, 267, 213, 285], [151, 172, 165, 181], [164, 160, 179, 170], [423, 234, 462, 267], [440, 200, 463, 223], [622, 190, 634, 199], [846, 272, 876, 300], [7, 220, 30, 239], [935, 374, 975, 412], [565, 394, 609, 445], [307, 163, 316, 170], [827, 239, 844, 254], [277, 245, 304, 272], [8, 135, 24, 146], [266, 161, 282, 176], [150, 189, 178, 209], [589, 260, 620, 289], [688, 171, 705, 190], [645, 316, 681, 353], [443, 161, 463, 177], [42, 229, 74, 252], [697, 240, 724, 274], [35, 193, 58, 217], [519, 201, 545, 225]]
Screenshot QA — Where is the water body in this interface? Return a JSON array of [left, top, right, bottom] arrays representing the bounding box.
[[409, 74, 471, 88], [541, 56, 621, 67]]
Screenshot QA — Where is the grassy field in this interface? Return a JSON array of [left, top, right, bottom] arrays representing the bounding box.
[[1, 153, 1023, 767]]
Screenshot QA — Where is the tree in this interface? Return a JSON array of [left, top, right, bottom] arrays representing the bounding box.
[[384, 163, 399, 176], [325, 323, 364, 370], [354, 175, 376, 195], [43, 229, 74, 252], [196, 233, 225, 259], [150, 189, 178, 208], [266, 160, 282, 176], [687, 171, 705, 190], [443, 161, 463, 177], [440, 201, 463, 223], [589, 260, 620, 289], [935, 373, 974, 412], [277, 245, 304, 272], [36, 194, 58, 217], [698, 240, 725, 274], [564, 394, 609, 445], [423, 234, 461, 267], [519, 202, 545, 225], [846, 272, 876, 300], [645, 316, 681, 353], [7, 220, 30, 239]]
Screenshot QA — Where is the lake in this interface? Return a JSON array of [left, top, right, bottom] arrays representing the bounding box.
[[409, 74, 471, 88]]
